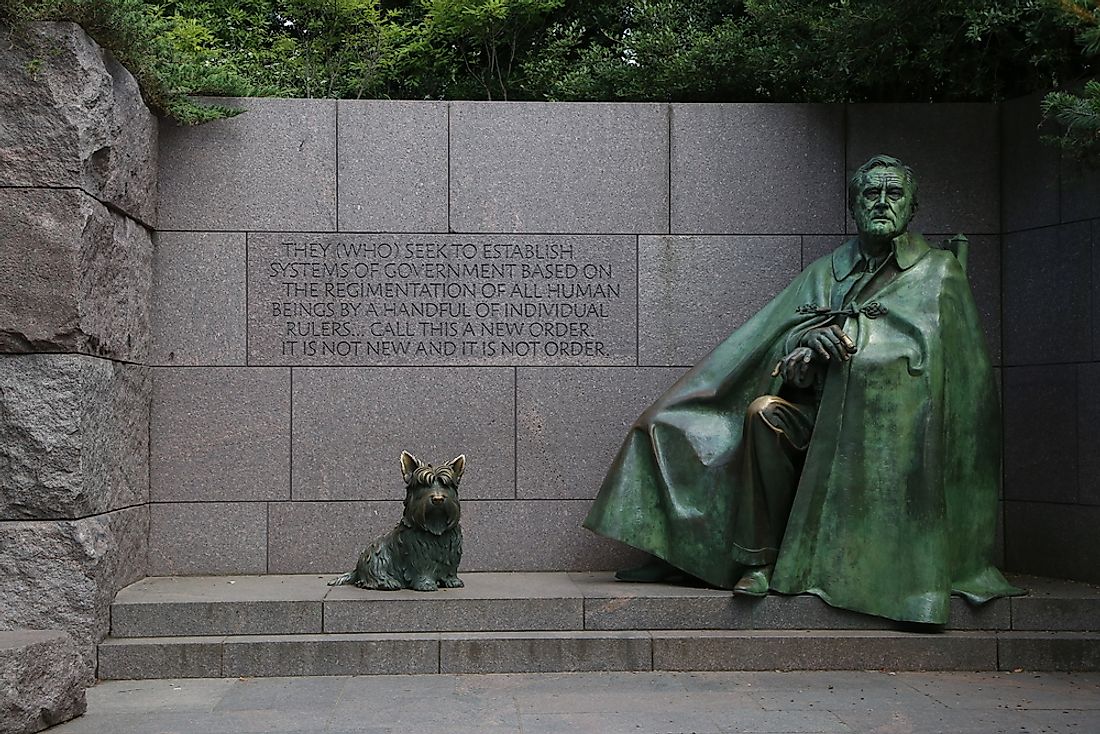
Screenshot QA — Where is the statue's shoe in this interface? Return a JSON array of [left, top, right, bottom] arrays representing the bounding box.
[[732, 565, 773, 597], [615, 557, 679, 583]]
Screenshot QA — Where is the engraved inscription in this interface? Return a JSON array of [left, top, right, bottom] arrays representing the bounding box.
[[247, 234, 636, 365]]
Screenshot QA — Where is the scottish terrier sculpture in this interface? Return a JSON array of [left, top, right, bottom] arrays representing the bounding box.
[[329, 451, 465, 592]]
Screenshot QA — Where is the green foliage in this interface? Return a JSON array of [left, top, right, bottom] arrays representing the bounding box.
[[159, 0, 392, 99], [1043, 1, 1100, 164], [412, 0, 565, 99], [523, 0, 1088, 103], [1, 0, 1096, 152]]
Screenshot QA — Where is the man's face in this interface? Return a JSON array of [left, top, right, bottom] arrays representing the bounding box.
[[852, 166, 915, 241]]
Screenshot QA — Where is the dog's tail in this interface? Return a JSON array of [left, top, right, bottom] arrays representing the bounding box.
[[327, 571, 356, 587]]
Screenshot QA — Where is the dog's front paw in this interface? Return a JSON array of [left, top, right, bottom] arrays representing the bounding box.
[[441, 576, 464, 588], [410, 578, 439, 592]]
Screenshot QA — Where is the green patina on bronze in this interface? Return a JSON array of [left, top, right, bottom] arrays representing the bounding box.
[[584, 155, 1022, 625]]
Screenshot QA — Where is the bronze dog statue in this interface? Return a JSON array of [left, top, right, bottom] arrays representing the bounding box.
[[329, 451, 464, 592]]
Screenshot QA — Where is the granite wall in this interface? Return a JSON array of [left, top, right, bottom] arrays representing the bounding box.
[[151, 99, 1007, 575], [0, 22, 153, 676], [1001, 95, 1100, 584]]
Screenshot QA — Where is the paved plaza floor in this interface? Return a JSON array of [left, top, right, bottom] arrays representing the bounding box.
[[49, 670, 1100, 733]]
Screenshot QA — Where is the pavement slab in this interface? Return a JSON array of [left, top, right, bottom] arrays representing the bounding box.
[[47, 671, 1100, 734]]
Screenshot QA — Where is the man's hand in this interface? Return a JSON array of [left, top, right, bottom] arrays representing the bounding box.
[[772, 326, 857, 388], [773, 346, 816, 388], [800, 325, 857, 363]]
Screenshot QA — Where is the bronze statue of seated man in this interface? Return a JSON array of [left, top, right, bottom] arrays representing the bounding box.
[[584, 154, 1022, 624]]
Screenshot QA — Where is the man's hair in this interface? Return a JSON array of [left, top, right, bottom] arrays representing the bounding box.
[[847, 154, 919, 214]]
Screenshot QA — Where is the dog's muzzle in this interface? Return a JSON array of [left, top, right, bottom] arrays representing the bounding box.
[[407, 492, 461, 536]]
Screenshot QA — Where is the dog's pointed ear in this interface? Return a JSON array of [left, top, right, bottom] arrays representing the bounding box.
[[400, 451, 424, 484], [444, 455, 466, 484]]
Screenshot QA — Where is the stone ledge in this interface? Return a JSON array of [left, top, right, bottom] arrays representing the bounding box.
[[998, 632, 1100, 672], [1009, 574, 1100, 631], [325, 573, 585, 634], [97, 636, 224, 680], [97, 629, 1100, 679], [439, 631, 652, 674], [0, 630, 88, 734], [222, 634, 438, 677], [112, 600, 321, 638], [652, 630, 998, 671], [108, 572, 1091, 639]]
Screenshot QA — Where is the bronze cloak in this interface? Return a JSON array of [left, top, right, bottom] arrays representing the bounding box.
[[583, 233, 1021, 624]]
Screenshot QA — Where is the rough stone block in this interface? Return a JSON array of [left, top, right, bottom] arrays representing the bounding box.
[[638, 235, 801, 365], [291, 367, 513, 500], [338, 101, 448, 232], [1003, 223, 1092, 365], [152, 232, 246, 365], [0, 22, 157, 224], [111, 575, 328, 637], [1011, 575, 1100, 631], [516, 367, 685, 500], [671, 104, 845, 234], [267, 500, 644, 574], [150, 367, 289, 502], [0, 189, 152, 362], [652, 630, 996, 671], [440, 631, 652, 674], [847, 104, 999, 235], [1002, 365, 1077, 503], [222, 634, 438, 676], [147, 503, 267, 575], [998, 633, 1100, 672], [0, 630, 88, 734], [1005, 502, 1100, 584], [1, 355, 149, 519], [572, 573, 749, 631], [1081, 363, 1100, 506], [324, 573, 584, 633], [246, 233, 637, 366], [0, 506, 148, 673], [158, 98, 336, 231], [1001, 94, 1060, 233], [97, 637, 225, 680], [449, 102, 668, 233]]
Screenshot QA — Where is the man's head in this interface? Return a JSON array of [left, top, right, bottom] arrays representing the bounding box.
[[848, 155, 918, 243]]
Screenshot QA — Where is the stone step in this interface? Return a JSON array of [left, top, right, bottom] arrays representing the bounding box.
[[96, 630, 1100, 680], [108, 572, 1098, 637], [100, 572, 1100, 679]]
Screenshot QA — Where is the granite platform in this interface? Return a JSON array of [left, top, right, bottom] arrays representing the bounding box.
[[98, 572, 1100, 679]]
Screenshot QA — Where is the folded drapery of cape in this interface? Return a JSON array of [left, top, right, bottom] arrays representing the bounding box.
[[584, 233, 1022, 625]]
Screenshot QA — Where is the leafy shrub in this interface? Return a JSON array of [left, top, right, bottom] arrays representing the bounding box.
[[1, 0, 1096, 164], [1043, 1, 1100, 164]]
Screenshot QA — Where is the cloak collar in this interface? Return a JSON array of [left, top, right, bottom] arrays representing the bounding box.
[[832, 232, 931, 281]]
